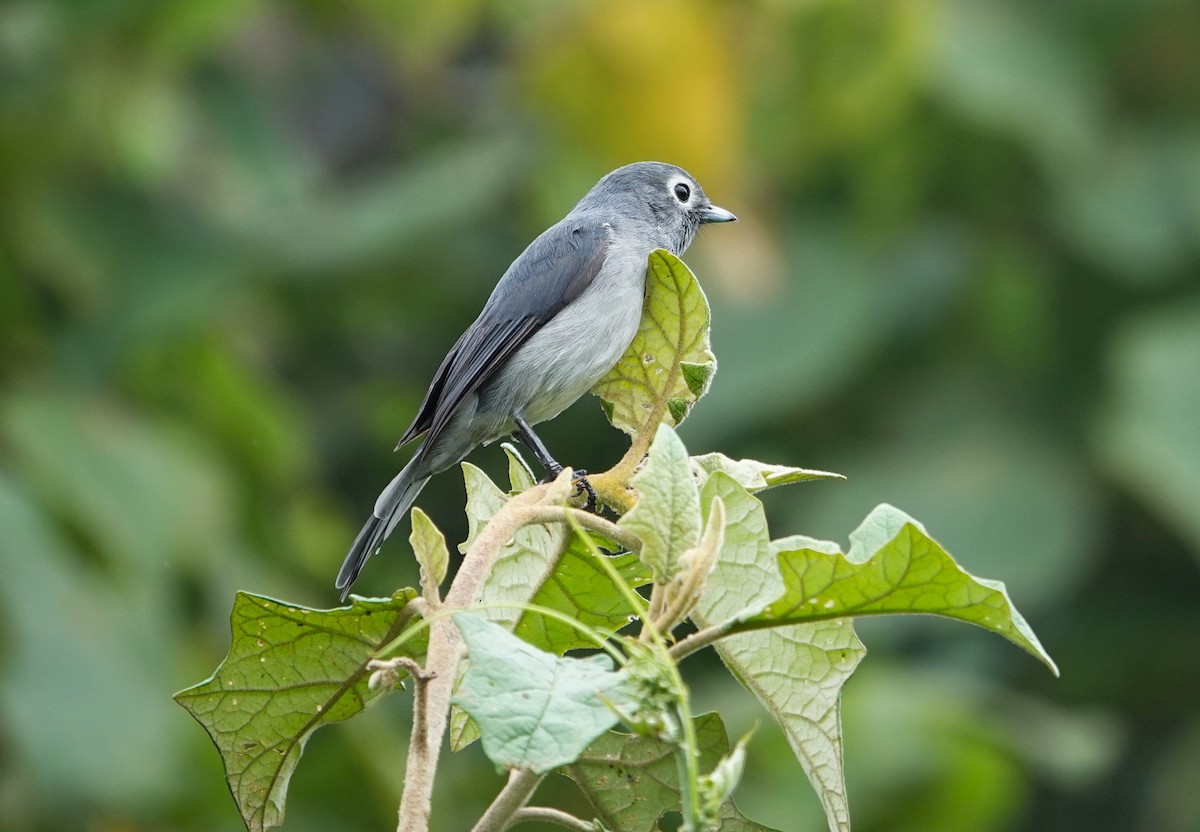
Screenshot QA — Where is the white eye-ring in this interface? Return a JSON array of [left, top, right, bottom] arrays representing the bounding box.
[[672, 181, 691, 203]]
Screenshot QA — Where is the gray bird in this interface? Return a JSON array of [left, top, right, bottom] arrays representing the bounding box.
[[336, 161, 736, 600]]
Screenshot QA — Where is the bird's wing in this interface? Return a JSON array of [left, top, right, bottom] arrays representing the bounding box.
[[396, 219, 611, 451]]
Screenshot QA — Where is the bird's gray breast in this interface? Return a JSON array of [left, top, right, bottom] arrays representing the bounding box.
[[486, 235, 649, 426]]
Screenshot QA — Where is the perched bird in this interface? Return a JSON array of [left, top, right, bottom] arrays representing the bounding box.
[[336, 162, 736, 600]]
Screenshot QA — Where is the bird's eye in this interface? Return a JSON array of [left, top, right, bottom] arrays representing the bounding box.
[[673, 183, 691, 202]]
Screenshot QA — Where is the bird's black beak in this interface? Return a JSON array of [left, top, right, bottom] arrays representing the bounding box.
[[699, 204, 737, 224]]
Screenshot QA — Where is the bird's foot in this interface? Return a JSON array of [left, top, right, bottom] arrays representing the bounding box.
[[540, 466, 598, 513], [572, 470, 598, 513]]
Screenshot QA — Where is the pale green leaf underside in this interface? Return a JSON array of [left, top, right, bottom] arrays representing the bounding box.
[[409, 507, 449, 592], [459, 461, 509, 555], [173, 591, 423, 832], [565, 712, 781, 832], [691, 452, 845, 492], [690, 477, 856, 832], [592, 249, 716, 436], [620, 425, 702, 583], [452, 614, 636, 774], [458, 462, 571, 632], [704, 621, 863, 832], [741, 503, 1059, 675], [502, 442, 537, 492], [695, 473, 783, 625]]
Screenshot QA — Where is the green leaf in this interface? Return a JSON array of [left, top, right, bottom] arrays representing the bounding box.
[[451, 614, 638, 774], [409, 507, 448, 602], [699, 730, 752, 824], [514, 534, 653, 655], [592, 249, 716, 435], [668, 397, 690, 424], [681, 361, 714, 399], [740, 503, 1059, 674], [698, 503, 1059, 832], [619, 425, 702, 583], [691, 452, 845, 492], [564, 712, 781, 832], [783, 385, 1095, 608], [173, 591, 424, 832], [691, 476, 856, 832]]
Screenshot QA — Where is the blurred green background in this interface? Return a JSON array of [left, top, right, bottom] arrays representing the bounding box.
[[2, 0, 1198, 830]]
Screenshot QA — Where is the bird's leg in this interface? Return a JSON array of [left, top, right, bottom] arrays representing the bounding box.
[[513, 416, 562, 478], [512, 416, 597, 512]]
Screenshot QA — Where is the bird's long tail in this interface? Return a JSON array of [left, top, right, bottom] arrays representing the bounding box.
[[336, 457, 431, 602]]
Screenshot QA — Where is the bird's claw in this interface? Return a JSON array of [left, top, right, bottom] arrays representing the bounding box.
[[540, 466, 598, 512], [572, 470, 598, 513]]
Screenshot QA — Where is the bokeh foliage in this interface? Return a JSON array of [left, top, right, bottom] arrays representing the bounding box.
[[1, 1, 1197, 830]]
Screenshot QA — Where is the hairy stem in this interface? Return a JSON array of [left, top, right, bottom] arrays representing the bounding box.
[[508, 806, 596, 831], [642, 583, 667, 642], [586, 468, 637, 515], [520, 505, 642, 552], [396, 482, 563, 832], [667, 623, 729, 661], [395, 467, 655, 830], [471, 769, 544, 832], [666, 662, 702, 830], [654, 583, 696, 638]]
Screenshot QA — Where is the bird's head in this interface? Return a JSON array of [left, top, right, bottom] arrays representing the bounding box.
[[579, 161, 737, 255]]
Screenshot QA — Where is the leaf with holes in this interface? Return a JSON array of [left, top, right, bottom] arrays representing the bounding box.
[[173, 591, 425, 832], [592, 249, 716, 436], [565, 712, 780, 832]]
